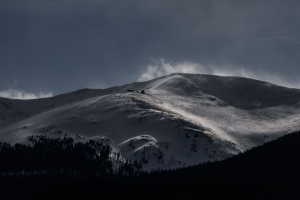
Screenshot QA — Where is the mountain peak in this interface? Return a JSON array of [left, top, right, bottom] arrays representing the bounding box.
[[0, 74, 300, 170]]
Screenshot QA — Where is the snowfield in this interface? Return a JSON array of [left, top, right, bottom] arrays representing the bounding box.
[[1, 73, 300, 170]]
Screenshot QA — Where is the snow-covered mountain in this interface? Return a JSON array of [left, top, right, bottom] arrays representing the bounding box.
[[1, 73, 300, 171]]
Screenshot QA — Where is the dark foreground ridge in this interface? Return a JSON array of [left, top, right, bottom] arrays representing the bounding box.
[[1, 132, 300, 199]]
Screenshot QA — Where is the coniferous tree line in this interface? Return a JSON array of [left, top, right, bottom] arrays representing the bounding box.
[[0, 135, 113, 175], [1, 132, 300, 199], [0, 135, 142, 178]]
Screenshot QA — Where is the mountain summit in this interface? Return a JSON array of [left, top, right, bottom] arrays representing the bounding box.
[[1, 73, 300, 170]]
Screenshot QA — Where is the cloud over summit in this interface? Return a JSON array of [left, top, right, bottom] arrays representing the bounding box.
[[138, 59, 300, 89]]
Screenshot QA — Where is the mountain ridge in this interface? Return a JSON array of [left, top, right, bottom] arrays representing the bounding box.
[[1, 73, 300, 170]]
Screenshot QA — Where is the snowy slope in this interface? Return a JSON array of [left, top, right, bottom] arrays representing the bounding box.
[[1, 73, 300, 170]]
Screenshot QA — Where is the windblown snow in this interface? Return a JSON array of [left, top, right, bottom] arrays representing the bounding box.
[[1, 73, 300, 170]]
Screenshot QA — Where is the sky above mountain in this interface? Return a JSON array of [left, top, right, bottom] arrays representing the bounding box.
[[1, 0, 300, 98]]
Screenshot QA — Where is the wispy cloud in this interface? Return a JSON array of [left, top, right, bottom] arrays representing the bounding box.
[[138, 59, 210, 82], [0, 89, 53, 100], [138, 59, 300, 88]]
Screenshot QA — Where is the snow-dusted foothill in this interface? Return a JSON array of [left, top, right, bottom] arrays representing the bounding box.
[[1, 73, 300, 170]]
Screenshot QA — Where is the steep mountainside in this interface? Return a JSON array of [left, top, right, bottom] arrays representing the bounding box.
[[1, 73, 300, 170]]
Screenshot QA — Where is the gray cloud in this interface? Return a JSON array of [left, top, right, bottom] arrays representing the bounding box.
[[1, 0, 300, 94]]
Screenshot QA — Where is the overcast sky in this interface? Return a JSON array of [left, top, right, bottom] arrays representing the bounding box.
[[1, 0, 300, 99]]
